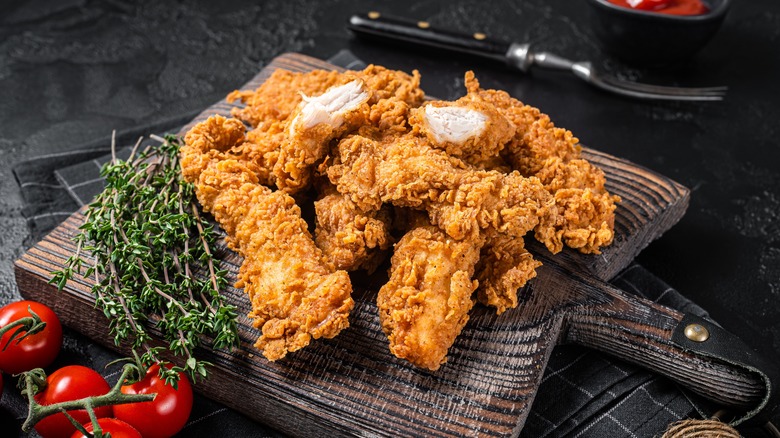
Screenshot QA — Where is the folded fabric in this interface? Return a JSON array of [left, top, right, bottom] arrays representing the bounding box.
[[8, 50, 717, 438], [12, 113, 198, 243]]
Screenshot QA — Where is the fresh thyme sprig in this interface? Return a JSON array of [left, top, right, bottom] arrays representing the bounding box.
[[51, 133, 238, 384]]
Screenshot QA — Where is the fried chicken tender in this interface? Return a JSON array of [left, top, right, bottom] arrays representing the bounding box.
[[181, 115, 354, 361], [390, 196, 540, 316], [464, 72, 619, 254], [274, 66, 423, 192], [228, 66, 424, 128], [408, 95, 515, 162], [313, 181, 393, 273], [227, 66, 424, 193], [228, 69, 358, 189], [273, 79, 371, 192], [462, 72, 578, 174], [533, 158, 619, 253], [181, 65, 620, 369], [328, 133, 552, 241], [179, 115, 247, 183], [228, 69, 348, 129], [377, 225, 484, 371], [476, 231, 542, 314]]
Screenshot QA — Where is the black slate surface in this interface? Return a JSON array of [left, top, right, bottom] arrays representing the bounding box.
[[1, 0, 779, 436]]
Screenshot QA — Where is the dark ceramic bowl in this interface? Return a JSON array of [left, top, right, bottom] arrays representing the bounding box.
[[586, 0, 730, 66]]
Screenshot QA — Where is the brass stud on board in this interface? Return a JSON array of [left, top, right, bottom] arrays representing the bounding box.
[[368, 11, 380, 19], [473, 32, 487, 40], [684, 323, 710, 342], [417, 21, 430, 29]]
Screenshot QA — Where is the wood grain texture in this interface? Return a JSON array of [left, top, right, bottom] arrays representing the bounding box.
[[15, 53, 762, 437]]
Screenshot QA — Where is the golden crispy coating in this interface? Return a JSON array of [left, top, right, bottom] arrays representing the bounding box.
[[228, 66, 423, 129], [509, 115, 582, 177], [229, 178, 354, 361], [314, 181, 393, 273], [353, 64, 424, 107], [227, 125, 282, 187], [180, 111, 280, 188], [228, 69, 348, 129], [464, 72, 619, 254], [377, 226, 484, 371], [181, 116, 354, 361], [228, 66, 424, 194], [476, 231, 541, 314], [365, 98, 414, 136], [328, 133, 551, 241], [533, 158, 618, 253], [227, 69, 357, 189], [464, 71, 580, 175], [409, 94, 515, 162], [273, 79, 371, 192], [180, 115, 247, 183]]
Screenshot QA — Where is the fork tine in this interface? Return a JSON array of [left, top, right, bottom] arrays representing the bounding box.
[[599, 75, 728, 97], [571, 62, 726, 101], [587, 74, 725, 101]]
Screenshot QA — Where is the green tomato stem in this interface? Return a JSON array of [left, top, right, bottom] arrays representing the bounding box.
[[20, 364, 156, 433], [0, 306, 46, 351]]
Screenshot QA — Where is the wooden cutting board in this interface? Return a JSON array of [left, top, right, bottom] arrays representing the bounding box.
[[15, 53, 697, 437]]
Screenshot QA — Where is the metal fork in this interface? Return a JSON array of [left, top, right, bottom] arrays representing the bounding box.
[[507, 43, 727, 101], [349, 13, 727, 102]]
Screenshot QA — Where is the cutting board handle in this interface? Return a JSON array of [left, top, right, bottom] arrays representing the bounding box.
[[562, 273, 778, 426]]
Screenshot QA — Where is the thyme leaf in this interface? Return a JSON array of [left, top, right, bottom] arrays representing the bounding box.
[[50, 134, 238, 383]]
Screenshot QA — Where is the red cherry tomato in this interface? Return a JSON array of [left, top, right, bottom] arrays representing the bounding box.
[[70, 418, 142, 438], [114, 363, 193, 438], [33, 365, 112, 438], [0, 300, 62, 374]]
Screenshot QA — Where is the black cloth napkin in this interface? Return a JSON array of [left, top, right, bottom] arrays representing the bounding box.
[[12, 113, 198, 245], [6, 50, 715, 438]]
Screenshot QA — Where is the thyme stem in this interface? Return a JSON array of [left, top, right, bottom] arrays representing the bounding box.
[[50, 135, 238, 383]]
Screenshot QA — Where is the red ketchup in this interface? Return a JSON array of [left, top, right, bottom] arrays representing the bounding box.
[[607, 0, 710, 15]]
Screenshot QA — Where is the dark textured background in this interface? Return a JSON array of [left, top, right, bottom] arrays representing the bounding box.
[[0, 0, 778, 436]]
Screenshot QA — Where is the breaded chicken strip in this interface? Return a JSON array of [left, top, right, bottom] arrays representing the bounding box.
[[313, 181, 393, 273], [377, 225, 484, 371], [475, 231, 542, 314], [408, 95, 515, 162], [228, 65, 424, 130], [388, 207, 538, 318], [179, 115, 247, 183], [464, 72, 619, 254], [227, 66, 424, 193], [275, 66, 424, 193], [533, 157, 619, 254], [328, 133, 552, 241], [181, 115, 354, 361], [461, 72, 578, 175], [274, 79, 371, 192], [228, 69, 348, 129]]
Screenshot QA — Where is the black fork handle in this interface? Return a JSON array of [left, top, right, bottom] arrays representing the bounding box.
[[348, 12, 512, 63]]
